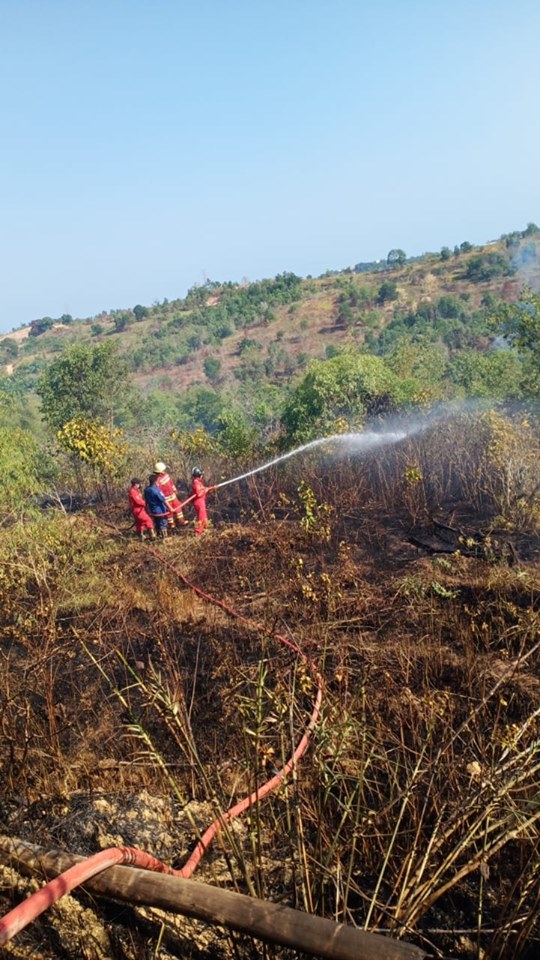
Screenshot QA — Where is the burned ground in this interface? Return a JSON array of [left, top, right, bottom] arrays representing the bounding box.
[[1, 442, 539, 959]]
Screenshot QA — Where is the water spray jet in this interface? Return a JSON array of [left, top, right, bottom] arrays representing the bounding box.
[[214, 428, 410, 491]]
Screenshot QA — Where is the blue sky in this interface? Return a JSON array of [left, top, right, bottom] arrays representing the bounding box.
[[1, 0, 539, 333]]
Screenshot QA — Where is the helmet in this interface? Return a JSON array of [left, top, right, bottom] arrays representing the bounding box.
[[192, 467, 203, 478], [154, 461, 167, 473]]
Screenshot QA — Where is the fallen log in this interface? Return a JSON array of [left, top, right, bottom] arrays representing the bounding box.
[[0, 836, 426, 960]]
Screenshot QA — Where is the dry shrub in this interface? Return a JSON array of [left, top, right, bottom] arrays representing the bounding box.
[[1, 421, 539, 959]]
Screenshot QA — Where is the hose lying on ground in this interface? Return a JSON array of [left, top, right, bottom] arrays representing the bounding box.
[[0, 518, 323, 945]]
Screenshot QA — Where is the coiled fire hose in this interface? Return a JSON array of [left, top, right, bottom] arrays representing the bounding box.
[[0, 507, 324, 945]]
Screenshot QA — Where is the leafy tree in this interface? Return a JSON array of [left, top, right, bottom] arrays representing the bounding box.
[[465, 254, 513, 282], [460, 241, 473, 253], [133, 304, 149, 321], [496, 289, 540, 395], [440, 246, 452, 261], [325, 344, 341, 359], [214, 321, 233, 340], [56, 416, 127, 476], [280, 353, 413, 442], [449, 350, 523, 399], [30, 317, 55, 337], [0, 426, 46, 513], [187, 333, 203, 352], [437, 295, 461, 319], [113, 312, 131, 333], [237, 381, 284, 436], [387, 249, 407, 267], [377, 280, 399, 305], [37, 342, 130, 431], [176, 386, 226, 432], [203, 356, 221, 381], [217, 408, 258, 459], [171, 426, 218, 467], [238, 337, 259, 354], [0, 338, 18, 361], [336, 301, 354, 327], [386, 337, 448, 395]]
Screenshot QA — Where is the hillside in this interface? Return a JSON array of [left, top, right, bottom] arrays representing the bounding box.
[[1, 227, 538, 424], [0, 226, 539, 957]]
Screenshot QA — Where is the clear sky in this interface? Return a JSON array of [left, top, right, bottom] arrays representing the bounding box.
[[1, 0, 539, 333]]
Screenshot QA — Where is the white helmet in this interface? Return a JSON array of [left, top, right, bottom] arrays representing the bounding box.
[[154, 461, 167, 473]]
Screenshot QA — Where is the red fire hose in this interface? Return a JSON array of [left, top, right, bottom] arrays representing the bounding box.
[[0, 516, 323, 945]]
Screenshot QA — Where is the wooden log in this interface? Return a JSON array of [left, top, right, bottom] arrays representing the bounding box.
[[0, 836, 426, 960]]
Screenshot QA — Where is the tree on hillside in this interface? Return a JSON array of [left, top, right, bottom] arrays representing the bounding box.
[[113, 312, 132, 332], [133, 304, 149, 321], [30, 317, 55, 337], [203, 356, 221, 382], [386, 337, 448, 396], [377, 280, 399, 305], [0, 426, 47, 513], [280, 353, 414, 442], [0, 338, 18, 361], [171, 386, 226, 433], [496, 289, 540, 395], [440, 246, 452, 261], [465, 254, 513, 282], [387, 249, 407, 267], [448, 349, 523, 400], [56, 416, 127, 483], [37, 342, 130, 431]]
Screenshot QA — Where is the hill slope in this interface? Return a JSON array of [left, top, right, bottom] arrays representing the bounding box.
[[1, 228, 538, 408]]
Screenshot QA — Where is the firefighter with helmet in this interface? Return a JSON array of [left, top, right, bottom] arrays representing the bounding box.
[[191, 467, 215, 536], [154, 462, 188, 529]]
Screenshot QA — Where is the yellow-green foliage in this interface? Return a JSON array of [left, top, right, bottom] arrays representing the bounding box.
[[298, 480, 332, 541], [0, 514, 119, 634], [57, 416, 127, 475], [171, 426, 218, 459], [477, 411, 540, 527], [0, 425, 45, 512]]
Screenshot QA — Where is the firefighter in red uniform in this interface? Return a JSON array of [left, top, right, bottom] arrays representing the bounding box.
[[129, 479, 156, 541], [191, 467, 215, 536], [154, 462, 189, 530]]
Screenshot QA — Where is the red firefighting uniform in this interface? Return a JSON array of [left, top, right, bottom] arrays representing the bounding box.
[[129, 484, 155, 534], [191, 476, 210, 536], [155, 471, 188, 527]]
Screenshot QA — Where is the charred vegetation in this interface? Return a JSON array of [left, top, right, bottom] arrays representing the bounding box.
[[0, 415, 539, 959]]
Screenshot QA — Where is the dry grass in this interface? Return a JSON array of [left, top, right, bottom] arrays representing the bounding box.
[[0, 418, 539, 958]]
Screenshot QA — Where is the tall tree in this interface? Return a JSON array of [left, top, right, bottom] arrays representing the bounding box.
[[387, 249, 407, 267], [37, 343, 130, 431], [496, 289, 540, 396], [280, 353, 414, 442]]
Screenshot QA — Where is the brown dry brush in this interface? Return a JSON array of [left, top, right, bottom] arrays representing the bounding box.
[[0, 412, 539, 958]]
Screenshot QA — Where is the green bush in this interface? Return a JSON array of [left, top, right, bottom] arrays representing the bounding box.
[[281, 353, 415, 442]]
